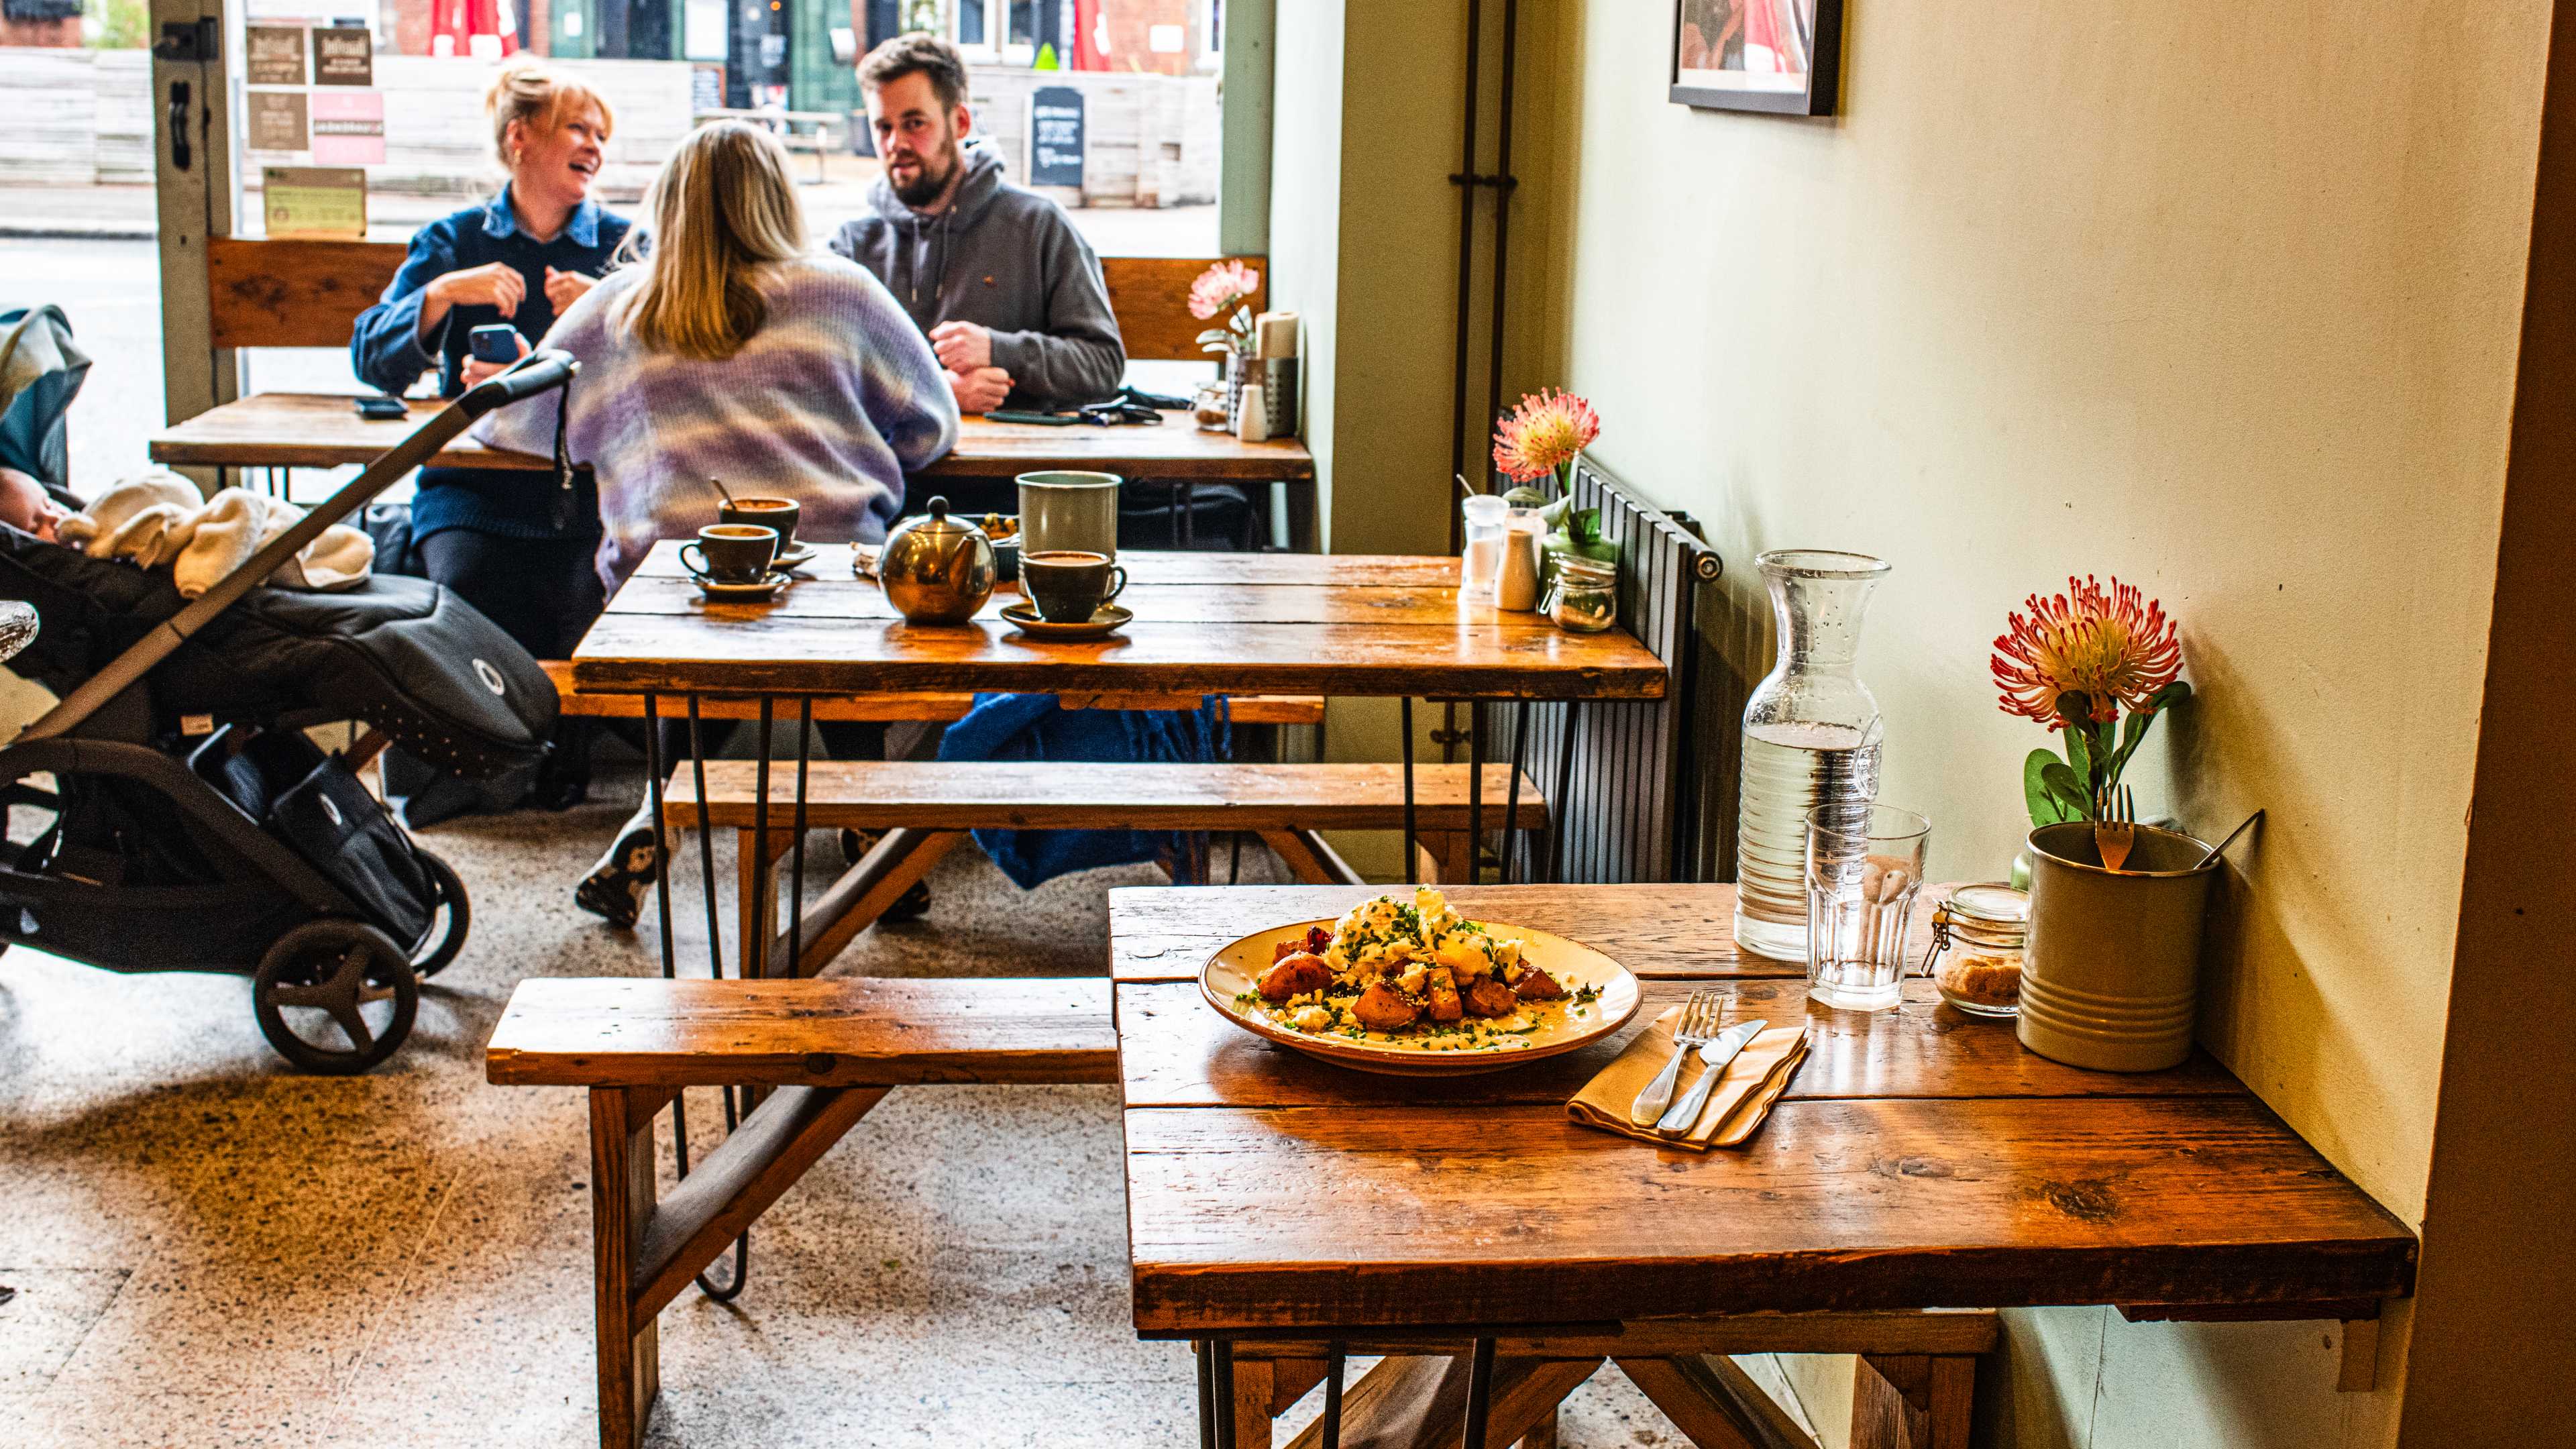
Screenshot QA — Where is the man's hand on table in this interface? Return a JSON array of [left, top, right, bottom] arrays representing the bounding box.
[[949, 366, 1013, 414], [929, 320, 994, 373]]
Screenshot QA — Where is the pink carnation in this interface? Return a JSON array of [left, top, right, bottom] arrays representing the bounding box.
[[1189, 260, 1261, 321]]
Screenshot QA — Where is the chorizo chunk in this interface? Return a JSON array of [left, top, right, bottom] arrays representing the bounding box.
[[1352, 982, 1421, 1031], [1257, 952, 1334, 1002], [1424, 968, 1464, 1022], [1513, 967, 1568, 1001], [1463, 978, 1520, 1018]]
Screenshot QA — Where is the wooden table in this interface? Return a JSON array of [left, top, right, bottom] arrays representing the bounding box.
[[575, 543, 1662, 702], [148, 392, 1316, 482], [1112, 882, 2419, 1448]]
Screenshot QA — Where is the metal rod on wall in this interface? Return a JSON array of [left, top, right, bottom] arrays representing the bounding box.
[[1446, 0, 1487, 553], [1483, 0, 1521, 495]]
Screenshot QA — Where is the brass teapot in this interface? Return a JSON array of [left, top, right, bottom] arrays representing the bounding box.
[[877, 496, 996, 625]]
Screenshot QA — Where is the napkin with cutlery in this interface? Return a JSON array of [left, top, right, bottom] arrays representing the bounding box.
[[1567, 1006, 1810, 1150]]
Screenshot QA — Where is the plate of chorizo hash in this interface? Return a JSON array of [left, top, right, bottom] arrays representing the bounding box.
[[1198, 888, 1642, 1075]]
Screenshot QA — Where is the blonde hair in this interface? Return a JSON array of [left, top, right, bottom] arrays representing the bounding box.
[[486, 56, 614, 170], [614, 122, 809, 361]]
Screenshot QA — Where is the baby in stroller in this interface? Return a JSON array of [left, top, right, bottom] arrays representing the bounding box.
[[0, 350, 578, 1073]]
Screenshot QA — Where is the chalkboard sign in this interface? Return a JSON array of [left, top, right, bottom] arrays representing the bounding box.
[[1030, 86, 1084, 189]]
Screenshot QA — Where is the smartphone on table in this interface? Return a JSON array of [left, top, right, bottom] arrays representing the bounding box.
[[354, 395, 408, 420]]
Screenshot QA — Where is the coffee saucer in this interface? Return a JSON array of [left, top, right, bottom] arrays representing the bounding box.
[[695, 571, 794, 602], [773, 544, 818, 570], [1000, 602, 1131, 640]]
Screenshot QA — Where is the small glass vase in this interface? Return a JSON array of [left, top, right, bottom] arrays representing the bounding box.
[[1732, 550, 1890, 962]]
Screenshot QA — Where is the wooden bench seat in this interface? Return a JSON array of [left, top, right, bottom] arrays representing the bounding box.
[[663, 759, 1548, 981], [486, 974, 1114, 1449], [541, 661, 1330, 726]]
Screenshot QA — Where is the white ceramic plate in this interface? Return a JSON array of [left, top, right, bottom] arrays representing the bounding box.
[[1199, 918, 1642, 1076]]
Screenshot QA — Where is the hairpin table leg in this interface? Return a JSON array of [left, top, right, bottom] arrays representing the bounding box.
[[1401, 698, 1418, 885], [1504, 699, 1532, 883], [1462, 1337, 1497, 1449], [1322, 1342, 1346, 1449]]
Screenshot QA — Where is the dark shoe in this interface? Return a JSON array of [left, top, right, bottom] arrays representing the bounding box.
[[574, 816, 658, 929], [839, 828, 932, 924]]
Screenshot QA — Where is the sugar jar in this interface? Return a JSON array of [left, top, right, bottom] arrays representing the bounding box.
[[1921, 882, 2029, 1018]]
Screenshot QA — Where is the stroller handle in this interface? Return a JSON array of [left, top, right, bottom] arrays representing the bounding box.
[[19, 352, 580, 744], [462, 350, 580, 415]]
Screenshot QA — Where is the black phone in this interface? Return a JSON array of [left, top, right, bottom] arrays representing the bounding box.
[[985, 408, 1081, 427], [354, 394, 408, 420], [468, 324, 523, 366]]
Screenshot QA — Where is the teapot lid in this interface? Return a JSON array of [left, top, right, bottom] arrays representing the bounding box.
[[893, 496, 984, 539]]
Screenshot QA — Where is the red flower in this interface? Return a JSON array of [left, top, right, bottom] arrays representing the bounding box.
[[1992, 576, 2184, 728], [1490, 388, 1602, 482]]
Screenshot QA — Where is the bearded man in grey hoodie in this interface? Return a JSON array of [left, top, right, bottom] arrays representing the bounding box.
[[831, 33, 1126, 414]]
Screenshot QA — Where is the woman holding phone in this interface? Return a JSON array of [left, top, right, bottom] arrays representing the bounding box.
[[350, 57, 631, 814], [350, 58, 630, 666]]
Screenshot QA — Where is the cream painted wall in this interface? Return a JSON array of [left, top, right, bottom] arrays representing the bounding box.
[[1540, 1, 2548, 1443]]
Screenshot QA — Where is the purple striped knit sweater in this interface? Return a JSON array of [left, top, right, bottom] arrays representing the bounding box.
[[471, 254, 959, 588]]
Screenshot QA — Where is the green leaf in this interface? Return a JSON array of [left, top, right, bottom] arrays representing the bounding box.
[[2061, 722, 2092, 785], [2023, 749, 2077, 826], [2039, 761, 2093, 820], [2147, 680, 2192, 712]]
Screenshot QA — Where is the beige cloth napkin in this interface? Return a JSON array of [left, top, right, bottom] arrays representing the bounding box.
[[1567, 1006, 1810, 1151]]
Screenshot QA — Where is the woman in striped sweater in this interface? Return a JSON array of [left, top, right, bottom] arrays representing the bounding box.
[[476, 119, 961, 924]]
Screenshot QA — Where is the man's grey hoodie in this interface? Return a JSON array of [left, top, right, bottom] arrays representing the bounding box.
[[828, 140, 1126, 407]]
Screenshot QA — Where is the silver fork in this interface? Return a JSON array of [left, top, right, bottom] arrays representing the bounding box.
[[1629, 991, 1721, 1126], [2094, 785, 2137, 873]]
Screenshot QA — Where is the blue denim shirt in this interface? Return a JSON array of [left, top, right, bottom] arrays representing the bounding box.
[[349, 188, 631, 539]]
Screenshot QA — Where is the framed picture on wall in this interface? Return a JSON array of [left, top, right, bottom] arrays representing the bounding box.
[[1670, 0, 1843, 116]]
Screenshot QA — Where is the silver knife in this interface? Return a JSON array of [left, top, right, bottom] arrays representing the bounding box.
[[1654, 1019, 1768, 1135]]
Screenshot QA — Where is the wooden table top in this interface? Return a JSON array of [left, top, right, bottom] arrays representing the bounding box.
[[1111, 882, 2418, 1338], [147, 392, 1316, 481], [570, 545, 1672, 700]]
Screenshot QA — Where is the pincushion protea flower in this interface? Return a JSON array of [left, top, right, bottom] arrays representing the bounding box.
[[1491, 388, 1602, 488], [1992, 576, 2190, 824], [1190, 261, 1263, 358]]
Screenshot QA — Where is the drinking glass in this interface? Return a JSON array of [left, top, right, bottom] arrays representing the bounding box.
[[1805, 804, 1931, 1011]]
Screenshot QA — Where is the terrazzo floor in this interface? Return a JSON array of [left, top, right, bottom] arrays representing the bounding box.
[[0, 758, 1788, 1448]]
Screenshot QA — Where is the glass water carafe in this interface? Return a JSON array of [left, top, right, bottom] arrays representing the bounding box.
[[1732, 550, 1890, 961]]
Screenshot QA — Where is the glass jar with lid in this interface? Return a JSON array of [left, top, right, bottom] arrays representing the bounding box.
[[1543, 555, 1619, 633], [1921, 882, 2029, 1018]]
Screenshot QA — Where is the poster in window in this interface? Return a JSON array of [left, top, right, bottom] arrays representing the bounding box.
[[246, 25, 307, 86], [1669, 0, 1842, 117], [311, 90, 386, 166], [246, 90, 309, 153], [264, 166, 368, 240], [312, 25, 373, 86]]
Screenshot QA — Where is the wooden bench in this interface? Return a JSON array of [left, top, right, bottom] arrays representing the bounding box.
[[205, 237, 1265, 362], [539, 660, 1330, 727], [486, 974, 1118, 1449], [1214, 1314, 1997, 1449], [664, 759, 1548, 981]]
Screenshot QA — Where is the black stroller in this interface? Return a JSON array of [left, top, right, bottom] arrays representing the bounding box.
[[0, 353, 578, 1072]]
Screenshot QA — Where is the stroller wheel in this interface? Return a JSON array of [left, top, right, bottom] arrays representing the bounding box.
[[252, 920, 419, 1075], [411, 851, 471, 979]]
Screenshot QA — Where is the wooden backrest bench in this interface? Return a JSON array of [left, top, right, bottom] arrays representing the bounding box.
[[666, 758, 1548, 980], [486, 973, 1115, 1449], [207, 236, 1265, 362]]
